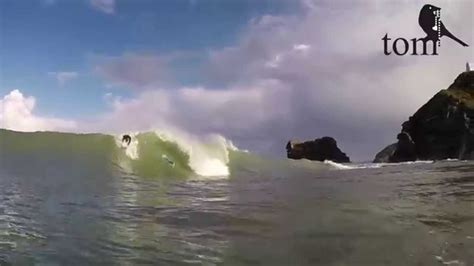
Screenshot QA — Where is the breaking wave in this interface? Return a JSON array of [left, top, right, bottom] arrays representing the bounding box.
[[116, 129, 237, 178], [0, 129, 237, 179], [5, 128, 439, 179]]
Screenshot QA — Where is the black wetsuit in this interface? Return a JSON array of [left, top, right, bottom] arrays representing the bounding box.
[[122, 135, 131, 146]]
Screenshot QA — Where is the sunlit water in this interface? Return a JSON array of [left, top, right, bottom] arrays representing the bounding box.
[[1, 158, 473, 265]]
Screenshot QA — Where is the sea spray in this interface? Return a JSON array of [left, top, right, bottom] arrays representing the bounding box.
[[113, 128, 238, 178], [153, 129, 236, 177], [0, 129, 239, 179]]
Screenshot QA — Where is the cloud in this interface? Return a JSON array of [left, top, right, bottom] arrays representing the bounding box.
[[17, 0, 473, 161], [86, 79, 289, 133], [0, 90, 76, 132], [89, 0, 115, 14], [48, 71, 79, 86], [91, 0, 472, 160], [194, 0, 473, 159], [95, 54, 174, 90]]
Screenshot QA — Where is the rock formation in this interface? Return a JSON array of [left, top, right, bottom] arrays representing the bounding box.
[[373, 143, 397, 163], [374, 70, 474, 162], [286, 136, 350, 163]]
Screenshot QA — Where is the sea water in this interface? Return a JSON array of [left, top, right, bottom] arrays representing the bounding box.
[[0, 129, 473, 265]]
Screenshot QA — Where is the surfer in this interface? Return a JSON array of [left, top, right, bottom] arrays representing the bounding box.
[[122, 135, 132, 146], [162, 154, 175, 167]]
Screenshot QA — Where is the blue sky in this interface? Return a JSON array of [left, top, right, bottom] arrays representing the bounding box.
[[1, 0, 472, 160], [0, 0, 296, 118]]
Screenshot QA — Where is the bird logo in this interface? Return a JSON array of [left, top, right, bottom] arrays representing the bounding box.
[[418, 4, 468, 47]]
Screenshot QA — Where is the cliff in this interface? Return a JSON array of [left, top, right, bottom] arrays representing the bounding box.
[[374, 71, 474, 162]]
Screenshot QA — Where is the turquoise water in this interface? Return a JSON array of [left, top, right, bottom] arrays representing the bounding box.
[[0, 130, 473, 265]]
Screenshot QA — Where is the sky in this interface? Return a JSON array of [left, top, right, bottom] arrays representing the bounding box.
[[0, 0, 473, 161]]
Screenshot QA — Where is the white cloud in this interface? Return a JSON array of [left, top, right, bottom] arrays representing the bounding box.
[[0, 90, 76, 132], [82, 79, 292, 158], [33, 0, 474, 160], [195, 0, 473, 159], [89, 0, 115, 14], [48, 71, 78, 86], [265, 54, 282, 68], [293, 44, 310, 52]]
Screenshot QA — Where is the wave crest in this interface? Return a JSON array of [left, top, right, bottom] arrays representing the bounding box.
[[117, 128, 237, 178]]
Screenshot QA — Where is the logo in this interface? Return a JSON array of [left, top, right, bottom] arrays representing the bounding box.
[[382, 4, 469, 56]]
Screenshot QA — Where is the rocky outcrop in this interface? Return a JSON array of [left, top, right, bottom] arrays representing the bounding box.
[[373, 143, 397, 163], [286, 136, 350, 163], [374, 70, 474, 162]]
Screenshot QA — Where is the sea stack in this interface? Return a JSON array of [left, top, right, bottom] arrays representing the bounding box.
[[374, 70, 474, 162], [286, 136, 350, 163]]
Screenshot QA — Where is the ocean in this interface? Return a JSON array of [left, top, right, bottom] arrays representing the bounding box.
[[0, 129, 473, 265]]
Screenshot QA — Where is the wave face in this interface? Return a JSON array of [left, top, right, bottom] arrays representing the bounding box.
[[0, 129, 356, 180], [2, 128, 474, 265], [0, 129, 235, 179], [2, 128, 442, 180]]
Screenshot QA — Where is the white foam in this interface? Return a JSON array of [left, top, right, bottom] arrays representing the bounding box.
[[358, 160, 434, 168], [114, 127, 237, 177], [324, 161, 386, 170], [154, 128, 236, 177], [386, 160, 434, 165], [323, 160, 357, 170], [324, 160, 436, 170], [435, 256, 462, 265]]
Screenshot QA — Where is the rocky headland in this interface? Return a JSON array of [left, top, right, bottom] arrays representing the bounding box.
[[374, 70, 474, 162]]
